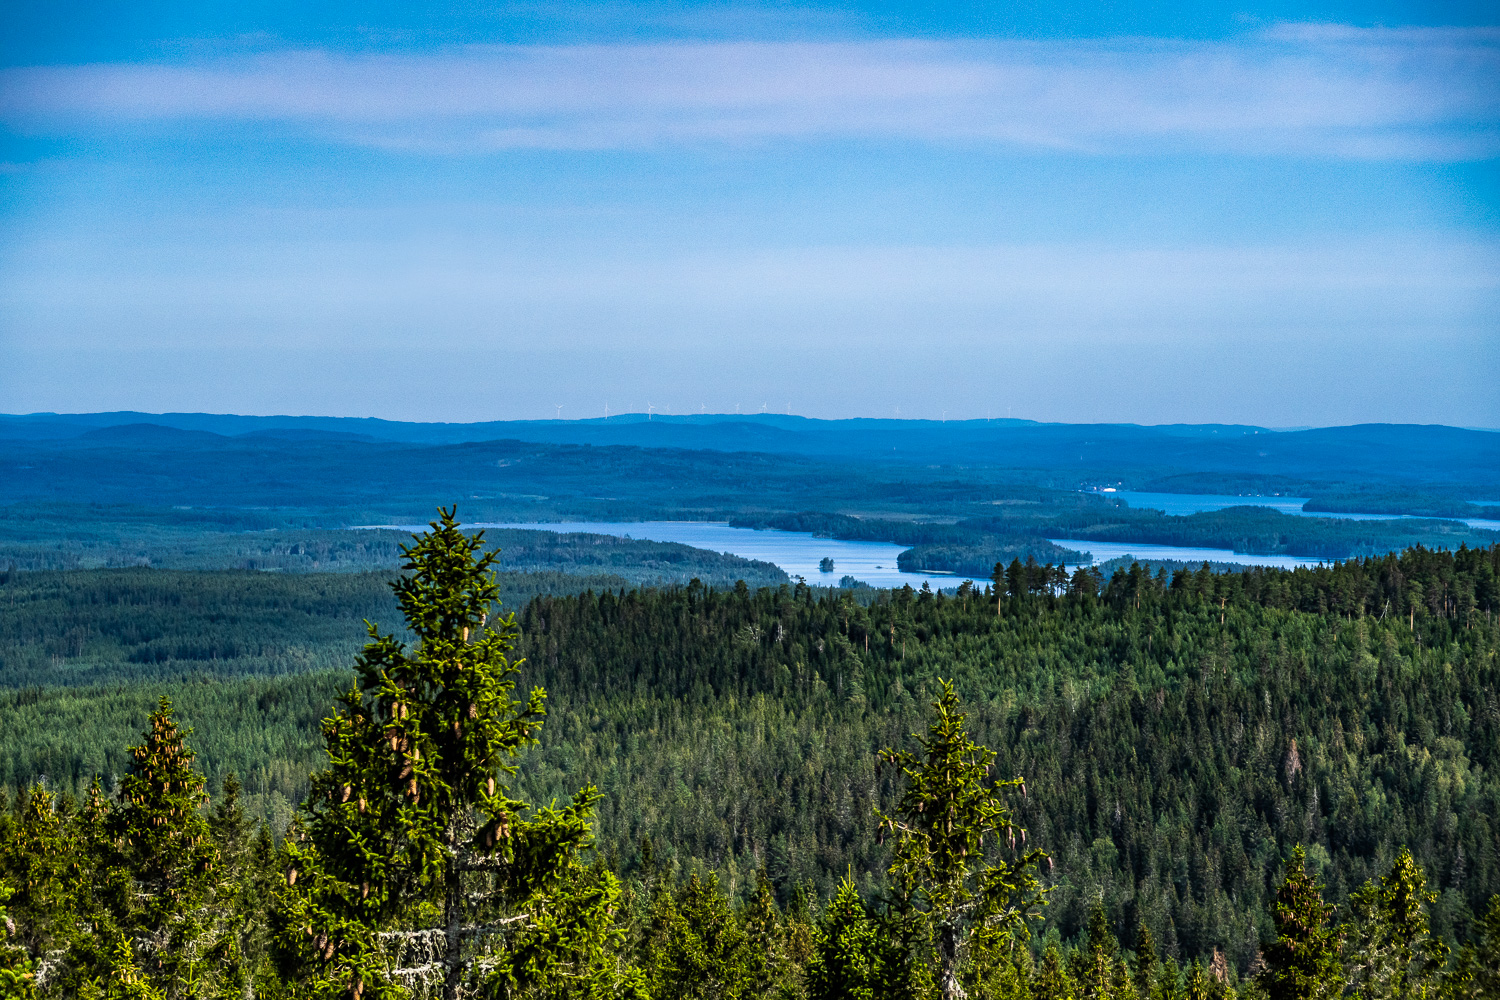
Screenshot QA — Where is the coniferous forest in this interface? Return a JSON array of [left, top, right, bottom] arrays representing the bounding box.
[[2, 512, 1500, 998]]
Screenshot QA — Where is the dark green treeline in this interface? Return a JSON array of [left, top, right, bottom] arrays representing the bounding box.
[[509, 546, 1500, 972], [2, 545, 1498, 978]]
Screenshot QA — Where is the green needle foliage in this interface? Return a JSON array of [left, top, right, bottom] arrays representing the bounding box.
[[1440, 894, 1500, 1000], [0, 878, 38, 998], [107, 700, 219, 933], [1259, 847, 1343, 1000], [879, 680, 1047, 1000], [1344, 848, 1450, 1000], [272, 507, 629, 1000], [808, 877, 882, 1000]]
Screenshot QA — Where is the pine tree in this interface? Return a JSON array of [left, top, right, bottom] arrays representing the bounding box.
[[1259, 847, 1342, 1000], [878, 680, 1046, 1000], [273, 507, 624, 1000]]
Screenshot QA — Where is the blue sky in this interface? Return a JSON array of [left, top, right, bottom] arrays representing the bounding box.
[[1, 1, 1497, 427]]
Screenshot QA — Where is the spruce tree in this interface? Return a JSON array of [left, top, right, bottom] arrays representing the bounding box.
[[1343, 848, 1449, 1000], [807, 877, 880, 1000], [2, 786, 78, 974], [1259, 847, 1342, 1000], [642, 873, 752, 1000], [878, 680, 1046, 1000], [1080, 905, 1116, 1000], [1440, 894, 1499, 1000], [1135, 923, 1158, 1000], [89, 699, 222, 994], [1032, 943, 1076, 1000], [1185, 962, 1211, 1000], [273, 507, 626, 1000], [208, 773, 273, 996]]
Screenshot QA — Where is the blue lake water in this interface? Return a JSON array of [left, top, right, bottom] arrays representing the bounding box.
[[1044, 538, 1324, 571], [368, 520, 949, 590], [1105, 491, 1500, 532], [361, 520, 1328, 584]]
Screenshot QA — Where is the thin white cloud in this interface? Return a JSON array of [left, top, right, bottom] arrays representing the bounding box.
[[2, 26, 1498, 157]]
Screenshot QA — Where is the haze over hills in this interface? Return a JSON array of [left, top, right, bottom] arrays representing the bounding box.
[[3, 411, 1497, 576], [4, 411, 1498, 498]]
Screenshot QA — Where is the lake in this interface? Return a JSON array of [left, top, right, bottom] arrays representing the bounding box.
[[1106, 491, 1500, 532], [369, 520, 948, 590], [1044, 538, 1324, 571], [360, 520, 1327, 585]]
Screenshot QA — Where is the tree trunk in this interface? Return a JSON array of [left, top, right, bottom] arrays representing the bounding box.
[[939, 922, 966, 1000], [443, 826, 464, 1000]]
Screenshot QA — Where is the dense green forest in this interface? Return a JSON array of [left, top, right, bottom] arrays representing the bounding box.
[[2, 520, 1498, 996], [0, 509, 785, 587]]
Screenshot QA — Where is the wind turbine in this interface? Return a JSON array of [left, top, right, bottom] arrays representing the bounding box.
[[555, 404, 563, 419], [647, 402, 655, 421]]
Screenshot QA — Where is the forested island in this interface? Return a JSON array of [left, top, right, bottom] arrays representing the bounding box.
[[2, 510, 1497, 998]]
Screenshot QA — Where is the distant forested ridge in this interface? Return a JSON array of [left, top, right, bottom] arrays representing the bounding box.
[[3, 543, 1497, 995], [4, 415, 1499, 569], [0, 508, 788, 590]]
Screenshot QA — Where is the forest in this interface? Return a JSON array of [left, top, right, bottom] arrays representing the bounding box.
[[2, 509, 1498, 997]]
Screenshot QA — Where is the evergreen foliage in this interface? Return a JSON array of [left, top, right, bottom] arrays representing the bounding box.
[[272, 508, 631, 999], [1343, 849, 1450, 1000], [2, 520, 1500, 997], [878, 682, 1046, 998], [1260, 848, 1343, 1000]]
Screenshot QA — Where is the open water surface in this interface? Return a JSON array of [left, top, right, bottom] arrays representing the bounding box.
[[365, 520, 948, 590], [1043, 538, 1324, 571], [360, 520, 1330, 584]]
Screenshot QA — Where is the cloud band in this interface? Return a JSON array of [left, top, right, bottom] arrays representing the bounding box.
[[3, 26, 1498, 157]]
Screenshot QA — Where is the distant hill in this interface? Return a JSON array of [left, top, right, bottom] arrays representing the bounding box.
[[4, 411, 1496, 497], [80, 423, 227, 446]]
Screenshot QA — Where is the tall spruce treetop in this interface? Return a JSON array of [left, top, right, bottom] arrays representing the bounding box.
[[275, 507, 617, 1000], [878, 680, 1045, 1000], [109, 699, 218, 926], [1343, 848, 1449, 1000], [1260, 847, 1343, 1000]]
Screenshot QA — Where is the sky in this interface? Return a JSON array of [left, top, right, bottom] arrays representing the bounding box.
[[1, 1, 1497, 427]]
